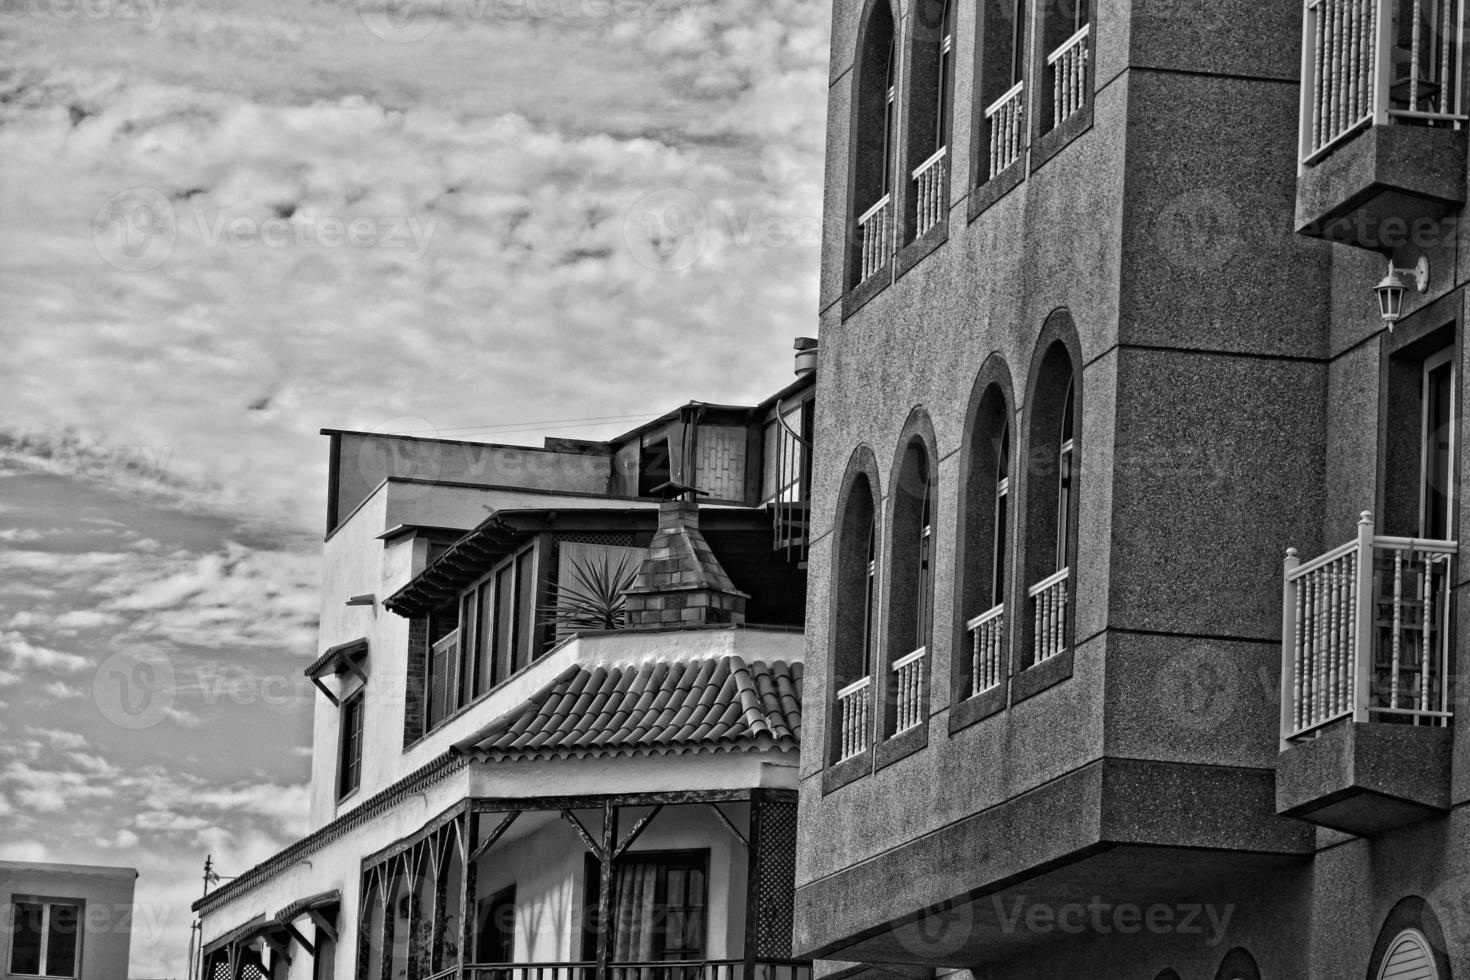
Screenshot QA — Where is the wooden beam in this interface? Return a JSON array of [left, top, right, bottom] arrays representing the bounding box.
[[261, 933, 291, 964], [611, 804, 663, 861], [595, 801, 617, 980], [705, 802, 749, 849], [282, 923, 315, 957], [468, 811, 520, 865], [560, 809, 603, 860], [306, 909, 337, 945], [470, 788, 751, 813]]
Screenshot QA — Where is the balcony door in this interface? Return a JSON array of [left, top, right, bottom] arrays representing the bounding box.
[[1420, 346, 1456, 540]]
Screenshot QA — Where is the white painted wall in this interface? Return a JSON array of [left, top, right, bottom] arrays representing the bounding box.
[[0, 862, 136, 980]]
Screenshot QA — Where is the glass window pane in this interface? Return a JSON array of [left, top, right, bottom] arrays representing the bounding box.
[[45, 904, 80, 978], [516, 550, 536, 669], [11, 902, 43, 975], [495, 567, 515, 683], [476, 580, 496, 697]]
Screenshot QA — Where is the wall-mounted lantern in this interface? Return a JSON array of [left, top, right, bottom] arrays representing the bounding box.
[[1375, 257, 1429, 330]]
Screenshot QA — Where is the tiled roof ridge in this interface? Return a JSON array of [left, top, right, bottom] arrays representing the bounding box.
[[460, 653, 802, 763]]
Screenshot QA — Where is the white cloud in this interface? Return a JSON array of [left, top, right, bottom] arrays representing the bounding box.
[[27, 726, 89, 750], [1, 631, 89, 674]]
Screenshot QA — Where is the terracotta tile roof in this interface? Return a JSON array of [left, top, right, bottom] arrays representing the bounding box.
[[460, 655, 802, 762]]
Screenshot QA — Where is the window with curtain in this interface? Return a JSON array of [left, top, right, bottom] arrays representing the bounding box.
[[585, 851, 709, 965]]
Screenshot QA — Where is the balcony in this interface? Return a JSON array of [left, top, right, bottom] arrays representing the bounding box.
[[1276, 513, 1454, 835], [1295, 0, 1467, 248]]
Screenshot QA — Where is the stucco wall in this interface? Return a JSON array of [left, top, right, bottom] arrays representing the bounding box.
[[0, 863, 136, 980]]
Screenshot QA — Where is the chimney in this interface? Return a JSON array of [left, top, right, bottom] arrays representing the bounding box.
[[624, 500, 749, 628]]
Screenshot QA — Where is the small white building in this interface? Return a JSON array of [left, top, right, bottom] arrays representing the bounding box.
[[1, 861, 138, 980], [192, 370, 817, 980]]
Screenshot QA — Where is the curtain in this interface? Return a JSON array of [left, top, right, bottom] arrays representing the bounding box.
[[612, 861, 660, 964]]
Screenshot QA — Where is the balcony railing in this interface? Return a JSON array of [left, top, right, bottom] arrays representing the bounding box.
[[1028, 567, 1069, 665], [967, 603, 1005, 697], [911, 147, 948, 237], [891, 646, 927, 733], [836, 674, 873, 760], [984, 82, 1026, 179], [459, 961, 813, 980], [1047, 24, 1091, 127], [857, 194, 893, 283], [1300, 0, 1467, 164], [1281, 512, 1455, 747]]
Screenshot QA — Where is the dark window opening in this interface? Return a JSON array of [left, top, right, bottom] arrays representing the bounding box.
[[337, 690, 364, 800], [638, 439, 672, 497], [11, 900, 83, 979], [849, 1, 898, 288], [475, 886, 517, 964]]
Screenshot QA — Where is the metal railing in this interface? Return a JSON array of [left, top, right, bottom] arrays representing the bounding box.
[[460, 961, 812, 980], [891, 646, 927, 733], [857, 194, 893, 283], [1300, 0, 1467, 164], [836, 675, 873, 760], [967, 604, 1005, 696], [1281, 512, 1455, 747], [1047, 24, 1091, 127], [984, 82, 1026, 179], [911, 147, 948, 237], [1028, 567, 1069, 665], [762, 396, 811, 564]]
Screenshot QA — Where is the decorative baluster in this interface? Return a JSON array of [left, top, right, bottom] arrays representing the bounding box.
[[1391, 549, 1403, 709], [1420, 551, 1432, 715], [1294, 576, 1306, 731]]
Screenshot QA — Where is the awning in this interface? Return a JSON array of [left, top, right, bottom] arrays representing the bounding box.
[[382, 514, 541, 617], [274, 889, 340, 924], [201, 915, 273, 957], [303, 639, 368, 706]]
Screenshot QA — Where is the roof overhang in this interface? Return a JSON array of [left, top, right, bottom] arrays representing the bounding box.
[[303, 638, 368, 706]]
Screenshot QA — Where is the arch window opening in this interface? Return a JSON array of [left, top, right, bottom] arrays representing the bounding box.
[[852, 3, 898, 286], [1023, 344, 1077, 669], [910, 0, 954, 237], [961, 388, 1010, 700], [888, 440, 935, 736], [833, 472, 880, 761]]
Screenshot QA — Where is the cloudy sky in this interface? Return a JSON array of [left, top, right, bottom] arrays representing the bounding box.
[[0, 0, 827, 972]]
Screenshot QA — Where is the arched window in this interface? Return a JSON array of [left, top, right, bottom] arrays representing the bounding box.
[[1022, 333, 1079, 668], [957, 379, 1012, 700], [1367, 899, 1452, 980], [832, 463, 881, 762], [850, 1, 899, 288], [904, 0, 956, 240], [975, 0, 1028, 182], [887, 436, 936, 737], [1376, 931, 1438, 980]]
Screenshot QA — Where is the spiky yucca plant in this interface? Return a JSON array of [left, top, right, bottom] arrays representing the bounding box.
[[539, 549, 642, 633]]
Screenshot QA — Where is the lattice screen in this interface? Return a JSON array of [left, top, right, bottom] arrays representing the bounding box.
[[754, 797, 798, 958]]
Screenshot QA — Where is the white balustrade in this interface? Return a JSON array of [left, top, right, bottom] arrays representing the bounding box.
[[1028, 568, 1069, 664], [984, 82, 1026, 179], [1281, 512, 1455, 746], [857, 195, 892, 283], [966, 604, 1005, 696], [1047, 25, 1091, 127], [911, 147, 948, 237], [891, 646, 927, 733], [1300, 0, 1467, 164], [836, 675, 873, 760]]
